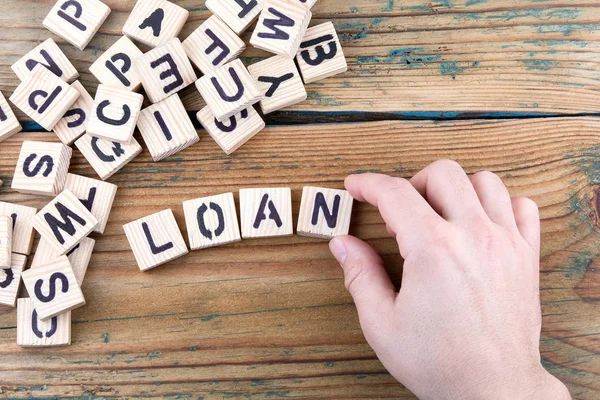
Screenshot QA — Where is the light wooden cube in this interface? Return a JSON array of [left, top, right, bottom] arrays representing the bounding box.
[[250, 0, 311, 58], [183, 192, 241, 250], [89, 36, 144, 91], [65, 173, 118, 234], [195, 59, 262, 121], [205, 0, 266, 35], [11, 38, 79, 83], [137, 94, 199, 162], [43, 0, 111, 50], [182, 15, 246, 76], [294, 0, 317, 8], [75, 134, 143, 180], [17, 298, 71, 347], [297, 186, 353, 239], [0, 253, 27, 307], [21, 255, 85, 321], [122, 0, 189, 48], [0, 216, 12, 268], [239, 188, 293, 238], [135, 38, 196, 104], [32, 189, 98, 255], [196, 106, 264, 155], [0, 90, 22, 142], [296, 22, 347, 84], [10, 65, 81, 131], [32, 237, 95, 287], [123, 209, 189, 271], [11, 140, 72, 197], [53, 81, 94, 145], [0, 202, 37, 255], [248, 55, 306, 114]]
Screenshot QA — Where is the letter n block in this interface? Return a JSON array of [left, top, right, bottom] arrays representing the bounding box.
[[32, 237, 95, 287], [296, 22, 347, 84], [0, 216, 12, 268], [183, 193, 241, 250], [205, 0, 266, 35], [0, 91, 22, 143], [75, 134, 142, 180], [0, 202, 37, 255], [43, 0, 111, 50], [17, 298, 71, 347], [89, 36, 144, 91], [239, 188, 293, 239], [11, 38, 79, 83], [297, 187, 353, 239], [0, 253, 27, 307], [53, 81, 94, 145], [122, 0, 189, 48], [123, 209, 189, 271], [65, 173, 118, 234]]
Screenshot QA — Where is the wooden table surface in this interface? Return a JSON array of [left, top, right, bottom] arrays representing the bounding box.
[[1, 0, 599, 398]]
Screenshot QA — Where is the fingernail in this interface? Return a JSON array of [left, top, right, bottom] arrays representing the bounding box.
[[329, 237, 347, 266]]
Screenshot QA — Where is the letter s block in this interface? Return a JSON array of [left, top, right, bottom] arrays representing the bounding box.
[[239, 188, 293, 239], [296, 22, 347, 84], [89, 36, 144, 91], [17, 297, 71, 347], [122, 0, 189, 48], [297, 187, 353, 239], [183, 193, 241, 250]]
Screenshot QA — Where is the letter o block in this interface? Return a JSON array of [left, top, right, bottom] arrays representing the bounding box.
[[239, 188, 293, 239], [183, 193, 241, 250], [123, 0, 189, 48], [17, 298, 71, 347], [296, 22, 347, 84], [89, 36, 144, 91], [297, 186, 353, 239]]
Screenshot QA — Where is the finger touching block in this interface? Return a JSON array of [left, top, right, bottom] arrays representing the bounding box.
[[123, 0, 189, 48], [297, 186, 353, 239], [240, 188, 293, 239], [183, 193, 241, 250], [32, 237, 95, 287], [11, 38, 79, 83], [65, 173, 118, 234], [205, 0, 266, 35], [0, 253, 27, 307], [0, 202, 37, 255], [0, 216, 12, 268], [0, 90, 22, 143], [90, 36, 144, 91], [296, 22, 347, 84], [17, 298, 71, 347], [53, 81, 94, 145], [75, 134, 143, 180]]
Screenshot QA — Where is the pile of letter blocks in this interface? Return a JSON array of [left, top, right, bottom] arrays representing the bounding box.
[[0, 0, 350, 347]]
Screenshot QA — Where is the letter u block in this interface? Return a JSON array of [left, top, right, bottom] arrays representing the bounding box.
[[205, 0, 266, 35], [239, 188, 293, 239], [123, 0, 189, 48], [11, 38, 79, 83], [296, 22, 347, 84], [183, 193, 241, 250], [17, 297, 71, 347], [53, 81, 94, 145], [75, 134, 143, 180], [0, 253, 27, 307], [0, 91, 22, 142], [297, 187, 353, 239], [89, 36, 144, 91]]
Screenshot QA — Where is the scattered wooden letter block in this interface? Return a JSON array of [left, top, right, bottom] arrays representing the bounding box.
[[250, 0, 311, 58], [196, 105, 264, 155], [11, 140, 72, 197], [43, 0, 111, 50], [248, 55, 306, 114], [183, 192, 241, 250], [205, 0, 266, 35], [137, 94, 199, 162], [0, 253, 27, 307], [75, 134, 143, 180], [182, 15, 246, 76], [239, 188, 293, 238], [195, 59, 262, 121], [32, 237, 95, 287], [17, 297, 71, 347], [11, 38, 79, 83], [295, 0, 317, 8], [89, 36, 144, 91], [53, 81, 94, 145], [65, 173, 118, 234], [32, 189, 98, 255], [0, 90, 22, 142], [0, 202, 38, 255], [122, 0, 189, 48], [123, 209, 189, 271], [296, 22, 347, 84], [0, 216, 12, 268], [297, 186, 353, 239]]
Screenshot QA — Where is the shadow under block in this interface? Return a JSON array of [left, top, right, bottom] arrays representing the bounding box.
[[53, 80, 94, 145], [296, 22, 347, 84], [11, 38, 79, 83], [248, 55, 307, 114], [0, 202, 37, 255], [31, 189, 98, 256], [11, 140, 72, 197], [182, 15, 246, 76], [196, 105, 264, 155], [21, 255, 85, 321], [297, 187, 353, 239], [0, 216, 12, 268], [43, 0, 111, 50], [205, 0, 266, 35], [195, 59, 262, 121], [86, 84, 144, 143], [183, 192, 241, 250], [0, 90, 22, 142], [123, 209, 189, 271], [64, 173, 118, 234], [239, 188, 293, 239], [137, 94, 199, 162], [122, 0, 189, 48], [0, 253, 27, 307], [74, 134, 143, 180], [89, 36, 144, 91], [17, 298, 71, 347], [31, 237, 95, 287]]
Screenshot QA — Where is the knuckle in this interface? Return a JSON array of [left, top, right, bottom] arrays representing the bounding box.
[[432, 159, 463, 173], [343, 264, 371, 295], [514, 197, 539, 216], [472, 170, 502, 185]]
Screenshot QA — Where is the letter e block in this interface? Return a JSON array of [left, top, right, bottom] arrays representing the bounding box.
[[122, 0, 189, 48], [205, 0, 266, 35], [183, 193, 241, 250], [53, 81, 94, 145], [296, 22, 347, 84], [32, 237, 95, 287], [75, 134, 143, 180], [0, 202, 37, 255], [11, 38, 79, 83], [239, 188, 293, 238], [0, 91, 22, 142], [0, 216, 12, 268], [17, 298, 71, 347], [297, 187, 353, 239], [65, 173, 118, 234], [0, 253, 27, 307], [89, 36, 144, 91]]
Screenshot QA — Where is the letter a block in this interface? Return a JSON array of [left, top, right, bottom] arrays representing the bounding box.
[[53, 81, 94, 145], [239, 188, 293, 239], [123, 0, 189, 48], [65, 173, 118, 234], [183, 193, 241, 250], [32, 237, 95, 287], [75, 134, 143, 180], [89, 36, 144, 91], [43, 0, 111, 50], [0, 202, 37, 255], [31, 189, 98, 255], [0, 253, 27, 307], [0, 216, 12, 268], [11, 38, 79, 83], [296, 22, 347, 84], [17, 298, 71, 347], [123, 209, 189, 271], [297, 187, 353, 239], [0, 91, 22, 142], [205, 0, 266, 35]]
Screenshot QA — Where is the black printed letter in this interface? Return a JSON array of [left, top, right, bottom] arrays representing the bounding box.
[[139, 8, 164, 37], [205, 29, 231, 66], [23, 154, 54, 177], [91, 137, 125, 162], [142, 222, 173, 254], [197, 202, 225, 240], [63, 108, 86, 128], [253, 194, 283, 229], [44, 202, 87, 245], [257, 8, 295, 40], [34, 272, 69, 303], [57, 0, 87, 31], [150, 54, 183, 94], [211, 67, 244, 102], [25, 49, 63, 78], [153, 111, 172, 141], [106, 53, 132, 87], [258, 73, 294, 97], [32, 310, 58, 338], [311, 192, 340, 228], [29, 87, 63, 114], [300, 35, 337, 66], [214, 109, 248, 132]]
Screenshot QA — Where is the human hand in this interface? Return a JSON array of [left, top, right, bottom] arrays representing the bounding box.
[[329, 160, 571, 400]]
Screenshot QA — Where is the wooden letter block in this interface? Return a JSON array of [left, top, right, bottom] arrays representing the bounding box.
[[10, 65, 81, 131], [89, 36, 144, 91], [11, 38, 79, 83], [122, 0, 189, 48], [65, 173, 118, 234], [250, 0, 311, 58], [32, 189, 98, 255], [0, 202, 37, 255], [17, 298, 71, 347], [196, 106, 264, 155], [248, 55, 306, 114], [43, 0, 111, 50], [195, 59, 262, 121], [75, 134, 142, 180], [53, 81, 94, 145], [205, 0, 266, 35], [32, 237, 95, 287], [0, 90, 22, 142], [11, 141, 72, 197], [21, 255, 85, 321], [123, 209, 188, 271], [294, 0, 317, 8], [0, 254, 27, 307], [0, 216, 12, 268], [183, 15, 246, 76], [296, 22, 347, 84], [183, 193, 241, 250], [239, 188, 293, 238], [86, 84, 144, 143], [297, 186, 353, 239], [137, 94, 199, 162]]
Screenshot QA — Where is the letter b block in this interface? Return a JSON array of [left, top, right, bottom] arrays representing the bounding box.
[[297, 187, 353, 239], [17, 298, 71, 347], [296, 22, 347, 84], [240, 188, 293, 239]]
